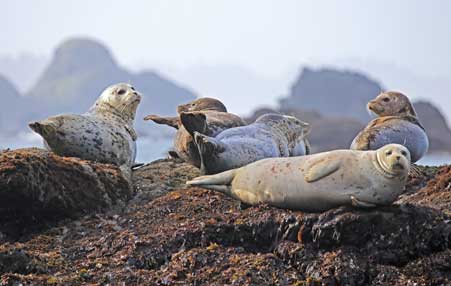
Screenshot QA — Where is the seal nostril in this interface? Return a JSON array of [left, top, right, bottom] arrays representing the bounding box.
[[396, 156, 401, 160]]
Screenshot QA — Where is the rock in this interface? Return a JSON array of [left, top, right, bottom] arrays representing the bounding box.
[[400, 165, 451, 215], [0, 74, 25, 134], [0, 148, 131, 239], [414, 101, 451, 152], [279, 67, 383, 122], [131, 158, 200, 205], [25, 38, 197, 135], [0, 157, 450, 285]]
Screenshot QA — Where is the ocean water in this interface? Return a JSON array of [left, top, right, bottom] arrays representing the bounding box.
[[2, 131, 451, 166]]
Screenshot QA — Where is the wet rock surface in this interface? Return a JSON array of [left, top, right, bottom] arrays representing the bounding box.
[[0, 148, 131, 240], [0, 153, 450, 285]]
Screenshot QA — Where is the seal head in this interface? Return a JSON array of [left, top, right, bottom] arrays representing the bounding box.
[[367, 91, 417, 117], [177, 97, 227, 113], [374, 144, 411, 178], [91, 83, 142, 123]]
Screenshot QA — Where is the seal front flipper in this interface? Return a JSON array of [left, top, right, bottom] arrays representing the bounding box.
[[350, 196, 377, 208], [304, 158, 342, 183], [144, 115, 179, 129], [180, 112, 207, 135]]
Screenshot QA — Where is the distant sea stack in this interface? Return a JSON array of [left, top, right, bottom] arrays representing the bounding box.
[[414, 101, 451, 152], [0, 74, 24, 133], [26, 38, 197, 133], [279, 67, 383, 122]]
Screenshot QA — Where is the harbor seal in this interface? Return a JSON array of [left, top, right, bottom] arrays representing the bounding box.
[[144, 97, 245, 167], [187, 144, 411, 212], [193, 113, 311, 175], [351, 91, 429, 162], [29, 83, 141, 179]]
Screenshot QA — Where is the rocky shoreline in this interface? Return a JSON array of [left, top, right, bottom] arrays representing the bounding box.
[[0, 148, 450, 285]]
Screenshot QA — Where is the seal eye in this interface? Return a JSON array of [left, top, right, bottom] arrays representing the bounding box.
[[386, 150, 392, 156], [117, 89, 126, 95], [401, 150, 407, 156], [382, 97, 390, 102], [131, 86, 135, 91]]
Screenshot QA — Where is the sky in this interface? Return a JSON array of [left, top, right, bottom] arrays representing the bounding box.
[[1, 0, 451, 115]]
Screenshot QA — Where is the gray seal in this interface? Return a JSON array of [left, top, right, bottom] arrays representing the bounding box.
[[29, 83, 141, 179], [144, 97, 245, 167], [351, 91, 429, 163], [187, 144, 411, 212], [193, 113, 311, 174]]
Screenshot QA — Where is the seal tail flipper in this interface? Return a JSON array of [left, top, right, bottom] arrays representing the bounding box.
[[28, 119, 59, 138], [186, 169, 237, 195], [144, 115, 179, 129], [194, 132, 226, 174], [180, 112, 207, 136]]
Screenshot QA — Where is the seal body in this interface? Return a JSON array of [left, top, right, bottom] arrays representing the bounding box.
[[351, 91, 428, 162], [194, 114, 311, 175], [29, 83, 141, 178], [144, 98, 245, 167], [187, 144, 411, 212]]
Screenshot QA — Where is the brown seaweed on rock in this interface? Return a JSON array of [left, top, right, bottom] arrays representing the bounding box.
[[0, 153, 450, 285]]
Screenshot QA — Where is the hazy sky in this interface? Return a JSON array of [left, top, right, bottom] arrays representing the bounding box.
[[2, 1, 451, 116]]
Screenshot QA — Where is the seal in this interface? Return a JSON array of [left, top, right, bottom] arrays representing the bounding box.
[[193, 113, 311, 175], [29, 83, 141, 179], [144, 97, 245, 167], [350, 91, 429, 163], [187, 144, 411, 212]]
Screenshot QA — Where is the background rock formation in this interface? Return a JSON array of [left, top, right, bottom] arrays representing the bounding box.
[[279, 67, 383, 122]]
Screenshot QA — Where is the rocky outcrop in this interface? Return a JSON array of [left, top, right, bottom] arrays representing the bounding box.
[[0, 75, 24, 133], [22, 38, 197, 136], [414, 101, 451, 152], [279, 67, 383, 122], [274, 67, 451, 153], [0, 148, 131, 239], [0, 155, 450, 285]]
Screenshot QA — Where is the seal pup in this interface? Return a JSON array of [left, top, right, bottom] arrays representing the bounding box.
[[193, 113, 311, 175], [351, 91, 429, 163], [29, 83, 141, 179], [187, 144, 410, 212], [144, 97, 245, 167]]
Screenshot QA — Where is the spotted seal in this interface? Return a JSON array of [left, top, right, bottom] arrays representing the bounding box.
[[351, 91, 429, 163], [29, 83, 141, 179]]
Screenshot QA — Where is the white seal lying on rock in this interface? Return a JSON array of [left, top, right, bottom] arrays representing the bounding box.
[[193, 113, 311, 174], [29, 83, 141, 179], [187, 144, 410, 212], [351, 91, 429, 163]]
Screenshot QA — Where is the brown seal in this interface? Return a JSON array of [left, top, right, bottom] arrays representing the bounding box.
[[144, 97, 245, 167], [351, 91, 429, 162]]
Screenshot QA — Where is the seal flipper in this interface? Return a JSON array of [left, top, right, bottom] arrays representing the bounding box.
[[304, 158, 342, 183], [187, 169, 237, 195], [144, 115, 179, 129], [29, 119, 60, 138], [180, 112, 207, 136], [194, 132, 226, 174], [350, 196, 377, 208]]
